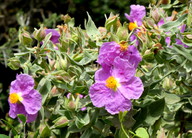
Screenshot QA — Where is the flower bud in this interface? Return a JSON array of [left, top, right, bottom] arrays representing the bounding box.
[[61, 14, 72, 24], [53, 116, 69, 128], [150, 8, 164, 22], [162, 77, 175, 90], [33, 27, 46, 42], [7, 57, 20, 70], [73, 53, 84, 62], [105, 14, 120, 31], [143, 49, 154, 62], [68, 101, 76, 110], [55, 56, 68, 70], [116, 23, 129, 41], [19, 29, 32, 45]]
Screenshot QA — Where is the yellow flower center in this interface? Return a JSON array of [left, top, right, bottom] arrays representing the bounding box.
[[105, 76, 120, 91], [119, 41, 128, 52], [9, 93, 23, 104], [128, 22, 138, 31]]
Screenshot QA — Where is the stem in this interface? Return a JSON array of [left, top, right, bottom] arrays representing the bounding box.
[[23, 123, 26, 138], [120, 122, 129, 138]]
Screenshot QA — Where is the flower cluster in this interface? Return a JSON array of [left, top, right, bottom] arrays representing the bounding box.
[[8, 74, 42, 123], [89, 41, 144, 114], [125, 5, 146, 46]]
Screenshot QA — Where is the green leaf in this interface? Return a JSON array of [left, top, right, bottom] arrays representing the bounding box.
[[80, 128, 92, 138], [0, 134, 9, 138], [160, 14, 187, 31], [84, 13, 100, 40], [135, 127, 149, 138], [145, 98, 165, 125], [173, 45, 192, 62], [17, 114, 26, 123], [40, 126, 51, 138], [37, 76, 52, 105], [119, 129, 129, 138], [41, 33, 52, 49], [78, 51, 98, 65], [164, 93, 180, 104], [75, 113, 90, 129], [1, 119, 18, 135]]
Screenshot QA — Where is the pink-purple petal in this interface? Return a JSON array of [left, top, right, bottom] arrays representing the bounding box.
[[22, 89, 42, 114], [89, 83, 112, 108], [105, 92, 132, 114], [95, 67, 111, 82], [119, 77, 144, 100], [112, 57, 135, 80], [125, 5, 146, 26], [10, 74, 34, 94], [45, 29, 60, 44]]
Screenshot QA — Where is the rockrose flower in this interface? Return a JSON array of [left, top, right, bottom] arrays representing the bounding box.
[[125, 5, 146, 31], [89, 57, 144, 114], [45, 29, 60, 44], [97, 41, 142, 69], [8, 74, 42, 123]]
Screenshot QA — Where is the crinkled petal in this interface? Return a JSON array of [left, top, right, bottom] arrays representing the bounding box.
[[89, 83, 112, 108], [9, 103, 27, 119], [95, 67, 111, 82], [119, 77, 144, 100], [10, 74, 34, 94], [105, 92, 132, 114], [122, 45, 142, 68], [26, 113, 38, 123], [22, 90, 42, 114], [125, 5, 146, 26], [97, 42, 120, 66], [112, 57, 135, 80], [45, 29, 60, 44], [9, 103, 19, 118]]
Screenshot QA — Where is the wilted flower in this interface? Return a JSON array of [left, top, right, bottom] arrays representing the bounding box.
[[125, 5, 146, 30], [8, 74, 42, 123], [89, 57, 144, 114], [45, 29, 60, 44], [97, 41, 142, 69]]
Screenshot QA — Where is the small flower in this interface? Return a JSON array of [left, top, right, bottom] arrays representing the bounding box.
[[125, 5, 146, 29], [45, 29, 60, 44], [97, 41, 142, 69], [8, 74, 42, 123], [89, 57, 144, 114]]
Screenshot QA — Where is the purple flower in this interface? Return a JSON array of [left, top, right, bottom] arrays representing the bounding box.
[[45, 29, 60, 44], [8, 74, 42, 123], [175, 39, 189, 48], [97, 41, 142, 69], [125, 5, 146, 26], [89, 57, 144, 114]]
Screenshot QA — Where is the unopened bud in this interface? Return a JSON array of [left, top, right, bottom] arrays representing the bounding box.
[[105, 14, 120, 31], [68, 101, 76, 110], [61, 14, 72, 24], [53, 116, 69, 128], [33, 26, 46, 42], [151, 8, 164, 22], [19, 29, 32, 45], [143, 49, 154, 62], [8, 57, 20, 70]]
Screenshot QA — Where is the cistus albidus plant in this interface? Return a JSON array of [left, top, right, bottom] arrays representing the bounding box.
[[1, 1, 192, 138]]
